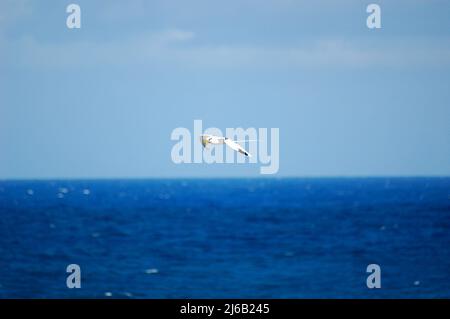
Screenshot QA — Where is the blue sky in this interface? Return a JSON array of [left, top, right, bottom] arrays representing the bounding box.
[[0, 0, 449, 178]]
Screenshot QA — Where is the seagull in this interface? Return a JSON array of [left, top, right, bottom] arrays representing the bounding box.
[[200, 134, 254, 157]]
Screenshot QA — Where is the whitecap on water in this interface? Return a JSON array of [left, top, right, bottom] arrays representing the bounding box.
[[104, 292, 113, 297], [27, 189, 34, 195], [59, 187, 69, 194], [82, 189, 90, 195], [414, 281, 420, 286], [145, 268, 159, 274], [57, 193, 64, 199]]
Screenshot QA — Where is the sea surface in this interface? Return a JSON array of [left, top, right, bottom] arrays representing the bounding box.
[[0, 178, 449, 298]]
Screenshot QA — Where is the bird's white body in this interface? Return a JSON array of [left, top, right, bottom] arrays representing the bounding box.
[[201, 134, 226, 145], [200, 134, 252, 157]]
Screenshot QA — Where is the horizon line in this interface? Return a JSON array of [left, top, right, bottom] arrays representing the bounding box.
[[1, 175, 449, 182]]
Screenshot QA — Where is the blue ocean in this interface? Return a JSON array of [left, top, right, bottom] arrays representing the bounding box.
[[0, 178, 449, 298]]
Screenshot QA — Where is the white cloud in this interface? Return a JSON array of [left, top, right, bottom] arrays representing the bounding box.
[[1, 29, 450, 70], [152, 29, 195, 44]]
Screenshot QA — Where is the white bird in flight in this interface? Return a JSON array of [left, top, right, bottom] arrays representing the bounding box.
[[200, 134, 254, 157]]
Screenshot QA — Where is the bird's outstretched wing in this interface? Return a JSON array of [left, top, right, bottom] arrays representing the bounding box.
[[224, 139, 251, 157], [233, 140, 258, 143]]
